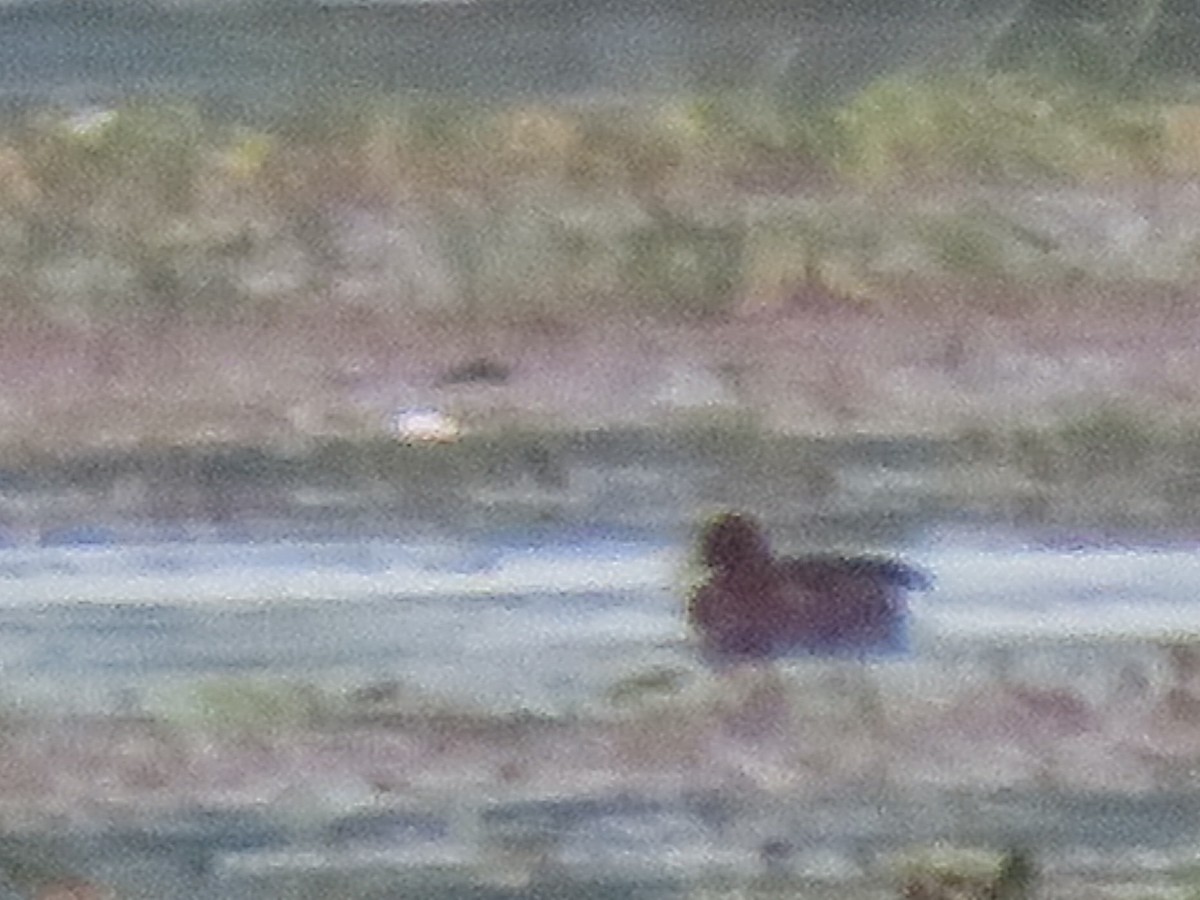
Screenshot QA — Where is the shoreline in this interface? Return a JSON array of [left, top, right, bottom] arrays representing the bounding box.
[[4, 274, 1200, 448], [0, 659, 1198, 895]]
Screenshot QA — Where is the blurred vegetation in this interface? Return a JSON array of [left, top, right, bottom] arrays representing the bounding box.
[[835, 72, 1164, 187], [157, 676, 333, 740], [0, 42, 1195, 329], [889, 844, 1036, 900]]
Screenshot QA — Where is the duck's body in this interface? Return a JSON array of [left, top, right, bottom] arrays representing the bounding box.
[[688, 513, 931, 661]]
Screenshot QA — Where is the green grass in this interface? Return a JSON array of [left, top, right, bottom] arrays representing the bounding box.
[[887, 845, 1036, 900], [0, 71, 1188, 327], [154, 676, 333, 738], [835, 72, 1166, 188]]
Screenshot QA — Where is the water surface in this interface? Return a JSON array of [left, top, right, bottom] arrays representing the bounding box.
[[1, 527, 1196, 715]]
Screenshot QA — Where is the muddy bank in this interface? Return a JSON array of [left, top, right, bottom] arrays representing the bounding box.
[[4, 273, 1200, 448], [7, 667, 1200, 822], [0, 269, 1197, 540], [2, 415, 1200, 548], [1, 661, 1200, 897]]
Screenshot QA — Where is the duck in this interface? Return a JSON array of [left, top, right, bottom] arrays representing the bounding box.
[[687, 512, 931, 662]]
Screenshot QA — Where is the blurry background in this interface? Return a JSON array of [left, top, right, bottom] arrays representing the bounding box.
[[0, 0, 1198, 898], [0, 0, 1199, 457]]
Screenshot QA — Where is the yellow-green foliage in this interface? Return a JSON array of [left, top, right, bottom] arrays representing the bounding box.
[[18, 103, 206, 215], [739, 212, 888, 312], [836, 73, 1165, 187], [492, 105, 582, 181], [1162, 103, 1200, 176], [563, 106, 693, 197], [676, 91, 793, 161], [0, 77, 1183, 325], [160, 677, 330, 738], [218, 129, 274, 182], [890, 845, 1035, 900]]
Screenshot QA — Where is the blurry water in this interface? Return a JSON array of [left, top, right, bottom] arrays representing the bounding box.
[[0, 528, 1197, 715], [0, 527, 1198, 899]]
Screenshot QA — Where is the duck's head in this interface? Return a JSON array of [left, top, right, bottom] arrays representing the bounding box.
[[697, 512, 772, 573]]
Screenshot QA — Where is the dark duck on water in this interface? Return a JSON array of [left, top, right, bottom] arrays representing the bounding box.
[[688, 512, 932, 662]]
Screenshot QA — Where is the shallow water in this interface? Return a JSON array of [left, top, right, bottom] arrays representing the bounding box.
[[0, 525, 1198, 897], [0, 526, 1197, 717]]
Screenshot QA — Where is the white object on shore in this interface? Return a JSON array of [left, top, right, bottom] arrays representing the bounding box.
[[61, 105, 118, 140], [389, 407, 462, 444]]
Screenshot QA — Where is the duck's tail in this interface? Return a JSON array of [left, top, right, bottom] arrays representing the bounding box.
[[858, 558, 935, 592]]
